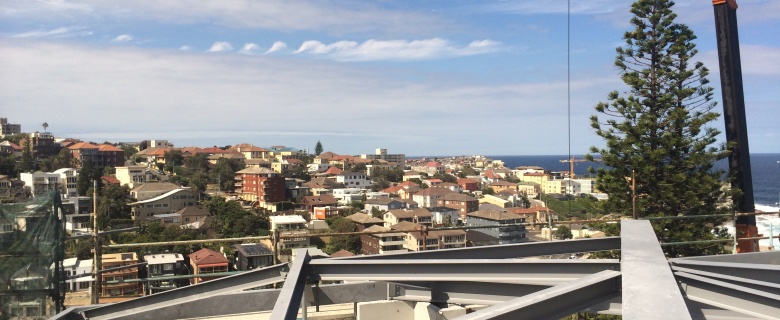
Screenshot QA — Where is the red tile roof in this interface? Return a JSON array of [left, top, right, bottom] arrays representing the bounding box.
[[98, 144, 123, 152], [324, 166, 343, 175], [189, 248, 228, 265], [101, 176, 120, 184], [68, 142, 100, 150]]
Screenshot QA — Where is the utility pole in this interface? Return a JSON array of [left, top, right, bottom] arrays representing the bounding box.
[[91, 180, 101, 305], [632, 170, 637, 219]]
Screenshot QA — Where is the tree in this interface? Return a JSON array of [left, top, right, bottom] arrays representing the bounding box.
[[314, 141, 323, 156], [15, 138, 33, 174], [458, 165, 479, 178], [97, 184, 132, 229], [325, 217, 359, 254], [588, 0, 730, 257], [164, 149, 184, 173], [77, 159, 98, 196], [554, 225, 573, 240]]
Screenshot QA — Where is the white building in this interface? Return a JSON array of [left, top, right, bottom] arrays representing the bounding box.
[[270, 215, 310, 249], [331, 188, 364, 205], [62, 257, 93, 292], [53, 168, 79, 198], [115, 165, 149, 189], [20, 172, 61, 199], [360, 148, 405, 168], [334, 171, 372, 189]]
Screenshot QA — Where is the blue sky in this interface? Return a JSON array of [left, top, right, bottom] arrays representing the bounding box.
[[1, 0, 778, 156]]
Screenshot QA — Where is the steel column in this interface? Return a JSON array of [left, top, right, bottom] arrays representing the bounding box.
[[269, 248, 311, 320]]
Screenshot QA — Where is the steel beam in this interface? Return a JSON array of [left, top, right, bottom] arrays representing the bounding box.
[[672, 251, 780, 264], [391, 281, 550, 305], [672, 266, 780, 296], [82, 263, 288, 320], [269, 248, 311, 320], [336, 237, 620, 260], [456, 270, 621, 320], [309, 259, 619, 285], [670, 259, 780, 285], [621, 220, 692, 320], [677, 271, 780, 320]]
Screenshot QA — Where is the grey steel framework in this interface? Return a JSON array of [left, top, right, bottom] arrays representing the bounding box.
[[53, 220, 780, 320]]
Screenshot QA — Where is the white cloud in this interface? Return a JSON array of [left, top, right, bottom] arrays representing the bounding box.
[[12, 26, 86, 38], [111, 34, 133, 42], [294, 38, 502, 61], [265, 41, 288, 54], [179, 45, 193, 51], [207, 41, 233, 52], [238, 43, 262, 55]]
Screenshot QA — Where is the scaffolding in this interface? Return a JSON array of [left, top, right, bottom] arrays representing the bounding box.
[[0, 191, 65, 319]]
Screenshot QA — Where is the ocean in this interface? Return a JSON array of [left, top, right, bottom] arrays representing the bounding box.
[[488, 153, 780, 247]]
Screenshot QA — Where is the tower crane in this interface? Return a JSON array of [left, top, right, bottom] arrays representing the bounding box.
[[559, 157, 593, 178]]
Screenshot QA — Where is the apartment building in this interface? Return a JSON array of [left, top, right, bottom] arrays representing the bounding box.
[[270, 215, 309, 250], [101, 252, 141, 298], [235, 167, 286, 205], [128, 188, 197, 223], [466, 209, 529, 244], [360, 225, 407, 255], [144, 253, 185, 294], [115, 165, 149, 189]]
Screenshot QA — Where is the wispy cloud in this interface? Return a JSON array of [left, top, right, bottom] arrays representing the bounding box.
[[265, 41, 288, 54], [12, 26, 90, 38], [238, 43, 262, 55], [111, 34, 133, 42], [294, 38, 502, 61], [207, 41, 233, 52]]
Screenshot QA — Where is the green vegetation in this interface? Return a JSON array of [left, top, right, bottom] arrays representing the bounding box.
[[540, 195, 602, 221], [554, 225, 573, 240], [587, 0, 730, 257], [314, 140, 323, 156]]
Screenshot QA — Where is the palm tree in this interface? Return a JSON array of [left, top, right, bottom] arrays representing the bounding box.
[[42, 122, 49, 132]]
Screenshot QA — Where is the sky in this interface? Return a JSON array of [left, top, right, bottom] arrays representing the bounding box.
[[1, 0, 778, 156]]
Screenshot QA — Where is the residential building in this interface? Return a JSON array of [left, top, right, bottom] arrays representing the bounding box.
[[233, 243, 274, 271], [480, 194, 512, 208], [301, 195, 339, 213], [312, 206, 348, 220], [189, 248, 229, 285], [144, 253, 185, 294], [465, 229, 499, 247], [0, 140, 22, 156], [99, 144, 125, 167], [334, 171, 372, 188], [466, 209, 529, 244], [115, 165, 149, 189], [269, 215, 309, 249], [436, 182, 463, 193], [411, 186, 456, 208], [363, 198, 408, 212], [436, 193, 478, 216], [19, 171, 61, 199], [360, 225, 407, 255], [544, 178, 565, 195], [245, 158, 273, 169], [130, 182, 180, 201], [331, 188, 364, 205], [361, 148, 405, 165], [149, 206, 209, 227], [0, 175, 12, 201], [62, 257, 92, 292], [207, 152, 245, 165], [383, 208, 433, 228], [411, 161, 444, 176], [489, 181, 517, 193], [344, 212, 384, 231], [520, 172, 549, 188], [101, 252, 141, 297], [128, 188, 197, 223], [235, 167, 286, 205], [516, 181, 540, 198], [26, 131, 61, 161], [0, 117, 21, 137], [428, 207, 460, 226], [234, 145, 272, 160]]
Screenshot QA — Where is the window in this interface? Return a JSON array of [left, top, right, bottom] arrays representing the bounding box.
[[163, 264, 173, 271]]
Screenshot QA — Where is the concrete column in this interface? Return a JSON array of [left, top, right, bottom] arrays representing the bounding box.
[[357, 300, 414, 320]]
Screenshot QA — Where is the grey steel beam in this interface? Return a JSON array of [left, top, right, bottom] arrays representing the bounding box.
[[269, 248, 311, 320], [670, 259, 780, 285], [621, 220, 692, 320], [685, 299, 763, 320], [309, 259, 619, 285], [672, 251, 780, 264], [672, 266, 780, 296], [336, 237, 620, 260], [391, 281, 550, 305], [677, 271, 780, 320], [82, 263, 288, 320], [456, 270, 621, 320]]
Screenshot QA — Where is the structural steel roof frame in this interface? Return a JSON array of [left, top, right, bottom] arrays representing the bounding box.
[[55, 220, 780, 320]]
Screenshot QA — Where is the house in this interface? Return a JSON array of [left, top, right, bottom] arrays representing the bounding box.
[[19, 171, 61, 199], [101, 175, 120, 185], [149, 206, 209, 227], [364, 198, 408, 212], [269, 215, 309, 250], [334, 171, 372, 188], [62, 257, 93, 292], [130, 182, 181, 201], [360, 225, 407, 255], [435, 193, 478, 216], [406, 229, 467, 251], [516, 181, 540, 198], [396, 185, 421, 200], [488, 181, 517, 193], [414, 161, 444, 176], [428, 206, 461, 226], [344, 212, 384, 231], [144, 253, 185, 294], [115, 165, 149, 189], [189, 248, 229, 285], [332, 188, 364, 205], [101, 252, 141, 297], [245, 158, 273, 169], [437, 182, 463, 193], [303, 177, 340, 195], [480, 194, 513, 208], [457, 178, 480, 192], [128, 188, 198, 223], [302, 195, 339, 213], [233, 243, 274, 271], [234, 145, 272, 160], [25, 131, 61, 161], [482, 169, 503, 184], [466, 209, 529, 244], [423, 179, 443, 187], [0, 140, 22, 157], [312, 206, 349, 220], [402, 171, 424, 182], [411, 186, 456, 208], [466, 230, 500, 247], [235, 167, 286, 206], [383, 208, 433, 228], [207, 152, 245, 165]]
